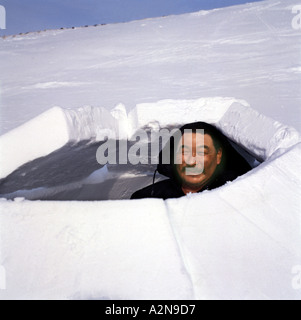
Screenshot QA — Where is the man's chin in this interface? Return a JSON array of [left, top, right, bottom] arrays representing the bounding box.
[[182, 175, 207, 187]]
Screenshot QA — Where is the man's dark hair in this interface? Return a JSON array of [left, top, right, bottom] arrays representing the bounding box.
[[178, 122, 224, 152]]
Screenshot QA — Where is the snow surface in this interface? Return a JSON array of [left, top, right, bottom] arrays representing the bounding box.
[[0, 0, 301, 300], [0, 0, 300, 135]]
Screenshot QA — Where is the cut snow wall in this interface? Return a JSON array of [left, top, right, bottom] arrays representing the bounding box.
[[217, 102, 301, 162], [0, 199, 194, 300], [1, 145, 300, 299], [166, 143, 301, 299], [129, 97, 250, 134], [0, 97, 300, 299], [0, 97, 299, 180], [0, 107, 69, 179], [0, 104, 128, 180]]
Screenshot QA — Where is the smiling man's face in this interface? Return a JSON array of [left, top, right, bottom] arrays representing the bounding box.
[[175, 132, 222, 194]]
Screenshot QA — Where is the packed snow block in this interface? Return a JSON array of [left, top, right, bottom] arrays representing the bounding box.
[[0, 107, 70, 179], [0, 199, 193, 300], [166, 145, 301, 300], [129, 98, 300, 159], [128, 97, 250, 136], [217, 102, 301, 162], [0, 104, 127, 180], [162, 101, 301, 299], [64, 104, 128, 142]]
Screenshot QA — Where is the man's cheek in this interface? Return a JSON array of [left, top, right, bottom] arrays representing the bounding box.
[[176, 164, 184, 175], [175, 154, 184, 165], [203, 157, 210, 168]]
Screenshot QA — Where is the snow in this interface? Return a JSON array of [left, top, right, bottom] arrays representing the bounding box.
[[0, 107, 69, 179], [217, 102, 301, 161], [0, 200, 193, 300], [0, 0, 301, 300], [166, 143, 301, 299], [130, 97, 249, 136], [0, 0, 300, 135]]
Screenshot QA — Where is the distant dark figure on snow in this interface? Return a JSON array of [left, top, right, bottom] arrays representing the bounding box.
[[131, 122, 251, 200]]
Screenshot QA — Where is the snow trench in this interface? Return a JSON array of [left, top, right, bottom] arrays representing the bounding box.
[[0, 97, 299, 201], [0, 97, 300, 299]]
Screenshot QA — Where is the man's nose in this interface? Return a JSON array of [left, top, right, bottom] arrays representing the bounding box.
[[185, 154, 196, 166]]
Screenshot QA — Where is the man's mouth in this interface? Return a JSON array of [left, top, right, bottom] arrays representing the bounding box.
[[182, 166, 204, 176]]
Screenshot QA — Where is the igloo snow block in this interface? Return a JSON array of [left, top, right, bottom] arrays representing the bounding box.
[[0, 107, 70, 179], [164, 101, 301, 300], [0, 104, 126, 180], [166, 144, 301, 299], [0, 199, 194, 300]]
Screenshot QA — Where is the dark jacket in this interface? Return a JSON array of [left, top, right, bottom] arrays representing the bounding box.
[[131, 122, 252, 200]]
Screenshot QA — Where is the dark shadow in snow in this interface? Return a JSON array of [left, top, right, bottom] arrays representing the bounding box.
[[0, 138, 164, 200], [0, 141, 103, 194]]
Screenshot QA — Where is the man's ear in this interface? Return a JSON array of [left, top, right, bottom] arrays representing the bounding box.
[[217, 148, 222, 165]]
